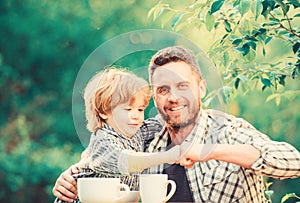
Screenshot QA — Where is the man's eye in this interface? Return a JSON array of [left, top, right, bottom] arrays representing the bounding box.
[[157, 87, 169, 95], [178, 83, 189, 89]]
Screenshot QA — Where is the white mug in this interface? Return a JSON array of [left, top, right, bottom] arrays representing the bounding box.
[[77, 177, 130, 203], [140, 174, 176, 203]]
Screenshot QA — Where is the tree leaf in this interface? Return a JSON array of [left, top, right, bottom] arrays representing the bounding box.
[[238, 0, 251, 16], [248, 41, 257, 50], [251, 0, 263, 20], [242, 43, 250, 55], [205, 11, 215, 31], [265, 37, 273, 44], [234, 78, 240, 89], [245, 49, 256, 61], [171, 13, 184, 28], [210, 0, 225, 14], [232, 38, 243, 45], [223, 51, 229, 67], [288, 0, 300, 8], [262, 46, 266, 56], [293, 42, 300, 54], [224, 20, 232, 32], [281, 193, 299, 203], [275, 0, 288, 15], [261, 77, 271, 87], [279, 75, 286, 86]]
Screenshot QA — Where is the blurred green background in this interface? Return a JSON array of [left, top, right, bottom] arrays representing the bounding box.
[[0, 0, 299, 202]]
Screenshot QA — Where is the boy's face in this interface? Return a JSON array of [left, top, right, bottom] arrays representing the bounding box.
[[105, 92, 147, 138]]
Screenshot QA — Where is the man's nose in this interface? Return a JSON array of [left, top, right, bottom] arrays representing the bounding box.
[[168, 89, 179, 102]]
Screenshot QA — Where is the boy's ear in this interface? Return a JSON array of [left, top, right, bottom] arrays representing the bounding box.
[[99, 113, 108, 120]]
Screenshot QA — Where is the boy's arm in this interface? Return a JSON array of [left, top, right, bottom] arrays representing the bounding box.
[[118, 145, 181, 174]]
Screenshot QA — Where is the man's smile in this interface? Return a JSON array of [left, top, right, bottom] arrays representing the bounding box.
[[169, 106, 184, 111]]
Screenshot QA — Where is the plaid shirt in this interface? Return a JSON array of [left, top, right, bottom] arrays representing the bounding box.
[[142, 110, 300, 203], [54, 124, 144, 203]]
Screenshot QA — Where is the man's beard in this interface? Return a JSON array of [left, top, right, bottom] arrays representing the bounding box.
[[158, 107, 199, 131]]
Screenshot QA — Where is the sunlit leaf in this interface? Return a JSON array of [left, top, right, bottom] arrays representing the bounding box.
[[210, 0, 225, 14], [245, 49, 256, 61], [266, 93, 280, 102], [265, 190, 274, 198], [232, 38, 242, 45], [275, 0, 288, 14], [265, 37, 273, 44], [251, 0, 263, 20], [238, 0, 251, 15], [269, 17, 280, 22], [205, 11, 215, 31], [275, 95, 281, 105], [171, 13, 184, 28], [224, 20, 232, 32], [281, 193, 300, 203], [223, 51, 229, 67]]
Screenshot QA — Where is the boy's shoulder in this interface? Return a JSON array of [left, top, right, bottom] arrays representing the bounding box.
[[141, 115, 164, 131]]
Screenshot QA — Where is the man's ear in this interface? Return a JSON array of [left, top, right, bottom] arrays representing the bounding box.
[[151, 89, 157, 107], [199, 80, 207, 99]]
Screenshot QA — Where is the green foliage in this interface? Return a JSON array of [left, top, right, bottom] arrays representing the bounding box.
[[148, 1, 300, 202], [0, 0, 159, 202], [0, 0, 299, 202], [148, 0, 300, 105]]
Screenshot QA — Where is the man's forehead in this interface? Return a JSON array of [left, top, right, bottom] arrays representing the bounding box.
[[152, 69, 193, 86], [153, 63, 192, 77]]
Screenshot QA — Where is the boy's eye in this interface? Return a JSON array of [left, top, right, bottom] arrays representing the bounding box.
[[138, 108, 145, 112]]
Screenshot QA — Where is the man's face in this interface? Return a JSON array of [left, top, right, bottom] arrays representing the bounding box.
[[151, 61, 206, 129]]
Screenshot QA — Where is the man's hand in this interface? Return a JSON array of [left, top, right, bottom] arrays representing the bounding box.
[[52, 165, 79, 202], [178, 142, 216, 168], [178, 142, 261, 169]]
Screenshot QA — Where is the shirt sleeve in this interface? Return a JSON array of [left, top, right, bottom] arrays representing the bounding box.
[[227, 117, 300, 179], [83, 131, 127, 175], [140, 116, 163, 152]]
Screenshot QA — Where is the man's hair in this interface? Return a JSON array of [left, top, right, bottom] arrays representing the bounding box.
[[148, 46, 203, 83], [83, 67, 150, 132]]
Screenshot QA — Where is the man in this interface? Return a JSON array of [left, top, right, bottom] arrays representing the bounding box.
[[53, 46, 300, 202]]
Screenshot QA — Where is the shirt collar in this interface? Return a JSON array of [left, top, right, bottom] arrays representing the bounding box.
[[149, 109, 209, 152]]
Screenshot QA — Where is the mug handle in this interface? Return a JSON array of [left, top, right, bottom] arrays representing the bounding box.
[[164, 180, 176, 202], [115, 183, 130, 202]]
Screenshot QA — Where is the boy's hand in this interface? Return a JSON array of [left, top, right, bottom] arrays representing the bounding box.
[[178, 141, 217, 167]]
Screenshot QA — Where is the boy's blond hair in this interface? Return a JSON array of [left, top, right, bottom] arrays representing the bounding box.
[[83, 67, 150, 132]]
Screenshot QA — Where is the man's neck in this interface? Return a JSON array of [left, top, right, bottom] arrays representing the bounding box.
[[167, 123, 196, 145]]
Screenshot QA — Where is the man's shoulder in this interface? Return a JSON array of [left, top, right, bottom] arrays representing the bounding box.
[[204, 109, 248, 127]]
